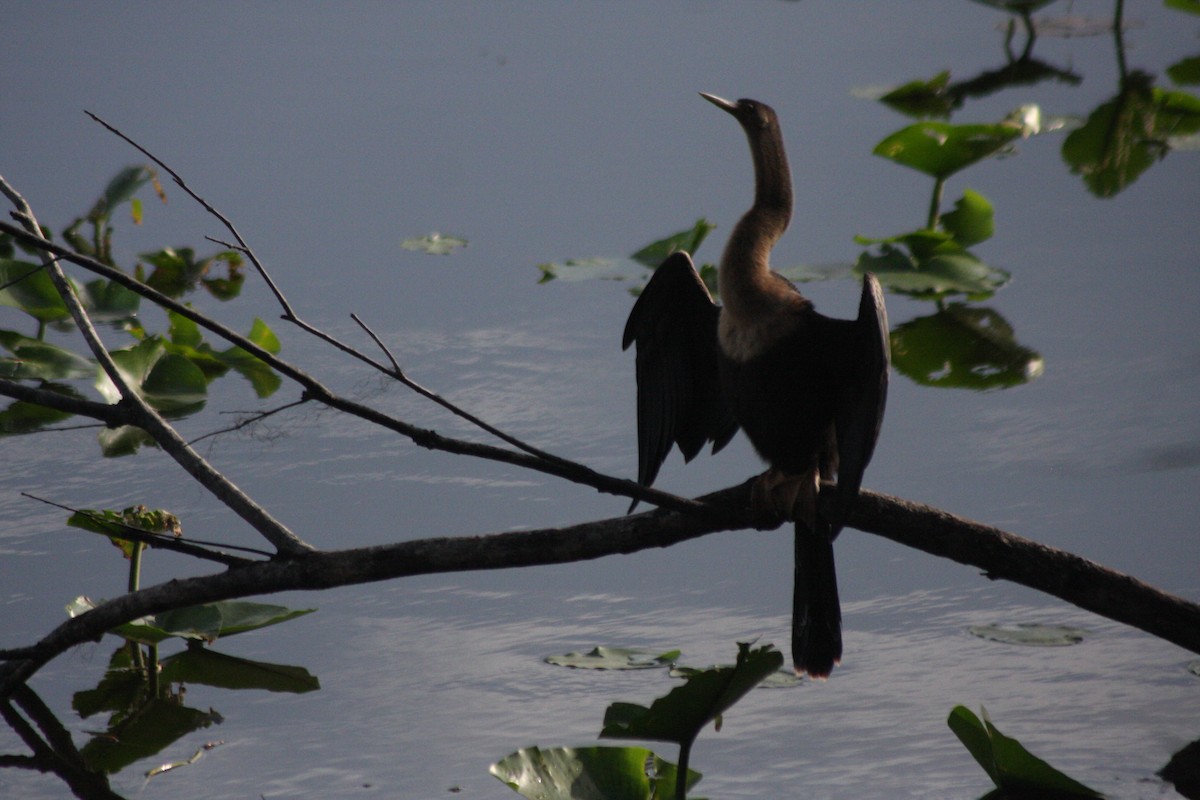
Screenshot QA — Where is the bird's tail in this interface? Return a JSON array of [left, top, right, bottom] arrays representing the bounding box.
[[792, 518, 842, 678]]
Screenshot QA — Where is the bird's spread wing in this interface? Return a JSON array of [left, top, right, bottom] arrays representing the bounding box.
[[622, 252, 738, 508], [831, 272, 890, 534]]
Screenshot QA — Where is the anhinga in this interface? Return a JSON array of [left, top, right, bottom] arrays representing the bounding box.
[[622, 94, 889, 678]]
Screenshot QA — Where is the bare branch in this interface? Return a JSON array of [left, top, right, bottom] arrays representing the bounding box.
[[0, 220, 702, 517]]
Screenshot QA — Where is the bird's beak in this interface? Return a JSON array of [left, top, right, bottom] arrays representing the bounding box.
[[699, 92, 738, 115]]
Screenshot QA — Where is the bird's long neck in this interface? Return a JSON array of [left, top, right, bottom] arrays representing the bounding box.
[[719, 125, 795, 323]]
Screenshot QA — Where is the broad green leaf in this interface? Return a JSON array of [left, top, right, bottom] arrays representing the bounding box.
[[968, 623, 1089, 646], [599, 642, 783, 745], [939, 189, 994, 247], [630, 219, 715, 267], [889, 305, 1042, 390], [1168, 57, 1200, 85], [855, 246, 1009, 299], [167, 309, 203, 348], [159, 647, 320, 693], [0, 331, 94, 380], [948, 705, 1101, 797], [874, 121, 1020, 179], [401, 232, 468, 255], [490, 746, 699, 800], [0, 259, 71, 322], [67, 597, 315, 644], [80, 278, 141, 322], [0, 392, 77, 433], [544, 646, 680, 670], [536, 257, 633, 284], [98, 338, 208, 414], [98, 424, 157, 457]]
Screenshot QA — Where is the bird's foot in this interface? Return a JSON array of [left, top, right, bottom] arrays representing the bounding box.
[[749, 469, 817, 530]]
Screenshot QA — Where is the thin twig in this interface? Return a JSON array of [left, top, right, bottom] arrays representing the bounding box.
[[187, 397, 310, 446], [0, 220, 713, 519], [83, 111, 296, 318]]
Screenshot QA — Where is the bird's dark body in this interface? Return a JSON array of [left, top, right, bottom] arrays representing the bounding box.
[[622, 94, 888, 678], [719, 312, 846, 480]]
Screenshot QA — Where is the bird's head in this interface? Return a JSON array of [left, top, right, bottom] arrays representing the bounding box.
[[699, 93, 779, 133]]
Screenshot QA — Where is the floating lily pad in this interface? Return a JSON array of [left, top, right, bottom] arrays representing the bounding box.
[[968, 623, 1090, 647], [401, 232, 468, 255], [543, 646, 680, 670], [874, 121, 1020, 179]]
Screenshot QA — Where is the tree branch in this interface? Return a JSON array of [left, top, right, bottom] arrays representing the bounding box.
[[3, 483, 1198, 699]]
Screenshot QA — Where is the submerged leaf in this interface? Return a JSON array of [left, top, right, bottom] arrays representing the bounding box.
[[544, 646, 679, 670]]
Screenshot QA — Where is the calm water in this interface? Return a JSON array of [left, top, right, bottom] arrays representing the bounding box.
[[2, 2, 1198, 798]]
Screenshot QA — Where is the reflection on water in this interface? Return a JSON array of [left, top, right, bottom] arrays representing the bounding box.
[[3, 1, 1199, 798], [5, 580, 1192, 798]]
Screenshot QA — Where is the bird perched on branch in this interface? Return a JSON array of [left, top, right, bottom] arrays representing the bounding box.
[[622, 93, 889, 678]]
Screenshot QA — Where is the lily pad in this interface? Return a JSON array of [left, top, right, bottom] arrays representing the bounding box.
[[874, 121, 1020, 179], [67, 596, 315, 645], [401, 232, 468, 255], [543, 646, 680, 670], [968, 623, 1090, 646]]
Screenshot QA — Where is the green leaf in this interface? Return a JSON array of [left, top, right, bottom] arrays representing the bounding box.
[[0, 384, 80, 433], [543, 646, 680, 670], [97, 425, 157, 457], [889, 305, 1042, 390], [874, 121, 1020, 179], [98, 338, 209, 415], [81, 278, 141, 322], [939, 189, 994, 247], [599, 642, 783, 745], [401, 232, 468, 255], [948, 705, 1102, 797], [0, 259, 71, 323], [67, 597, 315, 645], [630, 219, 715, 268], [88, 165, 155, 223], [490, 746, 700, 800], [0, 331, 94, 380], [855, 245, 1010, 299], [159, 647, 320, 693]]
